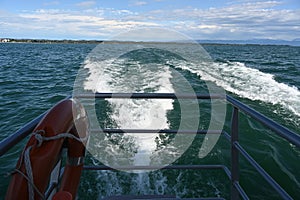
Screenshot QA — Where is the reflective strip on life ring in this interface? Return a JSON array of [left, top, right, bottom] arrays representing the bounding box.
[[5, 99, 89, 200]]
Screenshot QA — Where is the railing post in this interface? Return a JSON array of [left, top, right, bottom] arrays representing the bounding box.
[[231, 106, 240, 200]]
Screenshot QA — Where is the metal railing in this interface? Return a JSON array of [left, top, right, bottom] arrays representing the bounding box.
[[1, 93, 299, 200]]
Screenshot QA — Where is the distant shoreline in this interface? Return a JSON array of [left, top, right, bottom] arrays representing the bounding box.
[[0, 38, 104, 44], [0, 38, 299, 46]]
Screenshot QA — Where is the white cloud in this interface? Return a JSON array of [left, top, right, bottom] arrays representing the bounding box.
[[1, 1, 299, 40], [130, 1, 300, 40], [5, 9, 159, 39], [131, 1, 148, 6], [113, 27, 190, 41], [76, 1, 96, 8]]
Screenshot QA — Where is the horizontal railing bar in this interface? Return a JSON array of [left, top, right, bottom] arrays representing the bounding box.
[[76, 93, 225, 99], [83, 164, 226, 171], [1, 93, 297, 200], [222, 131, 231, 142], [0, 96, 71, 157], [102, 196, 224, 200], [91, 129, 223, 134], [226, 95, 300, 148], [234, 142, 292, 200], [0, 111, 47, 157], [222, 165, 232, 180]]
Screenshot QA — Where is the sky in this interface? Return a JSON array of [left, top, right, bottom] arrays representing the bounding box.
[[0, 0, 299, 41]]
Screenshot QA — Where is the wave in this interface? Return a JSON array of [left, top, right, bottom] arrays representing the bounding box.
[[80, 44, 300, 198], [81, 49, 177, 197], [173, 60, 300, 118], [83, 56, 174, 167]]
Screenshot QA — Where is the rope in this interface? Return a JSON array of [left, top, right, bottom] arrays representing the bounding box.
[[13, 146, 45, 200], [12, 129, 88, 200], [24, 146, 35, 200], [33, 130, 88, 147], [14, 169, 45, 199]]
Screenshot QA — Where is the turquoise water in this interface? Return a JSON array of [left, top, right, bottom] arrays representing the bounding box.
[[0, 43, 299, 199]]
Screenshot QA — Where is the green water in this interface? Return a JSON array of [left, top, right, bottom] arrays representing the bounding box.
[[0, 43, 299, 199]]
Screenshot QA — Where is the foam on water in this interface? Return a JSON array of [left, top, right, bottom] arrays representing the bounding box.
[[174, 60, 300, 118], [84, 57, 174, 166], [82, 55, 175, 197]]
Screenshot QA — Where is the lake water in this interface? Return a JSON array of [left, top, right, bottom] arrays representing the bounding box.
[[0, 42, 299, 199]]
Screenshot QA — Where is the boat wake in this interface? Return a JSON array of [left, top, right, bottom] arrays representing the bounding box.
[[84, 57, 174, 166], [172, 59, 300, 123], [82, 47, 176, 198], [79, 43, 299, 199]]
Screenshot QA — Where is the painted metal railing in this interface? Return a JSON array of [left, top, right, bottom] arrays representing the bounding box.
[[0, 93, 299, 200]]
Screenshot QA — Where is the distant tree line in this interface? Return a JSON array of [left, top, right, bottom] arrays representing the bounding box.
[[1, 38, 104, 44]]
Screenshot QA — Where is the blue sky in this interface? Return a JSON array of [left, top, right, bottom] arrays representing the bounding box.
[[0, 0, 299, 40]]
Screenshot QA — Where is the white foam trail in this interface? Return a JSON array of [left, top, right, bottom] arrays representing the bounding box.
[[174, 60, 300, 117], [84, 58, 174, 167]]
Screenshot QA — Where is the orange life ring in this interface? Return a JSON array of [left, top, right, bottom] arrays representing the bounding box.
[[5, 99, 89, 200]]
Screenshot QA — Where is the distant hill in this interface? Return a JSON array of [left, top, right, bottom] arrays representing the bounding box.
[[197, 39, 300, 46]]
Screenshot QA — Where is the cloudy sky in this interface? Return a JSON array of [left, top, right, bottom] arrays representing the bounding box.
[[0, 0, 299, 41]]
